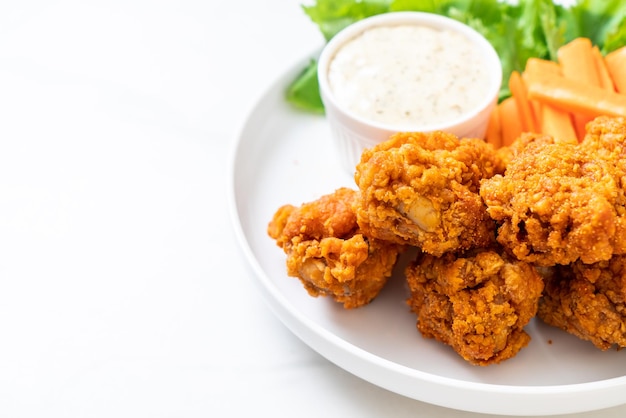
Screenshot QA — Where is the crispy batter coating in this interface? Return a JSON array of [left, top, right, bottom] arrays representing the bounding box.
[[406, 248, 544, 365], [582, 116, 626, 160], [480, 122, 626, 266], [265, 117, 626, 362], [267, 188, 403, 309], [538, 256, 626, 350], [495, 132, 573, 168], [580, 116, 626, 255], [354, 131, 502, 256]]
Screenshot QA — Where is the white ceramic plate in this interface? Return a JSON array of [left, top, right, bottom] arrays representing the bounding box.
[[229, 54, 626, 416]]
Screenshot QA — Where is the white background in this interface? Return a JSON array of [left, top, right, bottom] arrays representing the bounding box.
[[0, 0, 624, 417]]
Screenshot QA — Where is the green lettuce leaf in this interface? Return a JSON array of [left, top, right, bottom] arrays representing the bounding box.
[[603, 19, 626, 54], [302, 0, 392, 41], [562, 0, 626, 51], [285, 59, 325, 114]]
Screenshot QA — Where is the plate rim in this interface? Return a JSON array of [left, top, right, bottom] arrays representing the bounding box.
[[227, 48, 626, 416]]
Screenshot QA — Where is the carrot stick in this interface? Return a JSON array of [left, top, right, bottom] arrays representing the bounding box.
[[530, 101, 543, 129], [522, 58, 561, 129], [508, 70, 537, 132], [592, 46, 615, 92], [526, 72, 626, 118], [525, 54, 577, 141], [605, 46, 626, 94], [485, 106, 502, 148], [557, 38, 600, 141], [540, 104, 577, 143], [499, 97, 523, 146], [524, 57, 561, 76], [557, 37, 601, 87]]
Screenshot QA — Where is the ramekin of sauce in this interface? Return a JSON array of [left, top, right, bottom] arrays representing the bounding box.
[[317, 12, 502, 173]]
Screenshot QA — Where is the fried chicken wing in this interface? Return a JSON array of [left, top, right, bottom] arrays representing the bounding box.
[[354, 131, 503, 256], [267, 187, 403, 309], [480, 125, 626, 266], [405, 248, 544, 365], [580, 116, 626, 255], [581, 116, 626, 159], [538, 256, 626, 350], [495, 131, 574, 168]]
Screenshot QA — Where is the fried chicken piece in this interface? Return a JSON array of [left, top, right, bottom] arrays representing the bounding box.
[[580, 116, 626, 255], [495, 131, 576, 168], [581, 116, 626, 160], [405, 248, 544, 365], [538, 256, 626, 350], [354, 131, 503, 256], [267, 187, 403, 309], [480, 129, 624, 266]]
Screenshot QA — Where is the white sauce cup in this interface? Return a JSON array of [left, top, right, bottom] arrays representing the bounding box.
[[317, 12, 503, 174]]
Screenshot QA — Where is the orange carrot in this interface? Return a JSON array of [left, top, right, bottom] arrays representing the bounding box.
[[530, 101, 543, 129], [508, 70, 537, 132], [540, 104, 577, 143], [525, 53, 577, 142], [557, 37, 601, 86], [522, 58, 561, 129], [592, 46, 615, 92], [524, 57, 561, 76], [557, 38, 600, 140], [485, 105, 502, 148], [526, 72, 626, 118], [499, 97, 523, 146], [605, 46, 626, 94]]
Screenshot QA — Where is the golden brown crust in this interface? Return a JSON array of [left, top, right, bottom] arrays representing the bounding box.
[[538, 257, 626, 350], [406, 248, 544, 365], [581, 116, 626, 255], [480, 130, 623, 266], [267, 187, 403, 309], [354, 131, 501, 256], [266, 117, 626, 363]]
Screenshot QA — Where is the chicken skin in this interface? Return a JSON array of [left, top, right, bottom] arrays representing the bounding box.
[[406, 248, 544, 365], [267, 187, 403, 309], [538, 256, 626, 350], [581, 116, 626, 162], [354, 131, 503, 256], [579, 116, 626, 255], [480, 122, 626, 266]]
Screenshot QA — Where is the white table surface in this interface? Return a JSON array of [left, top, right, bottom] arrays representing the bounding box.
[[1, 1, 625, 417]]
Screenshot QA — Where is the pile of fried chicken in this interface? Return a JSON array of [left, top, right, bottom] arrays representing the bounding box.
[[267, 116, 626, 365]]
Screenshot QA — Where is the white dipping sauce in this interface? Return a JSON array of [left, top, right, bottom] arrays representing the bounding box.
[[327, 24, 490, 127]]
